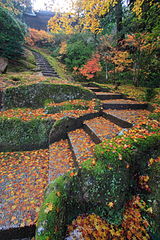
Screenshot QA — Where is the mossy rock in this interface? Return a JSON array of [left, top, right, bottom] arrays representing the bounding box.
[[36, 161, 129, 240], [0, 117, 54, 151], [49, 116, 83, 143], [3, 83, 95, 109]]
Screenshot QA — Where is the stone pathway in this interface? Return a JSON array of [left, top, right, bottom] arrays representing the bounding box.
[[0, 84, 150, 239], [33, 51, 60, 78]]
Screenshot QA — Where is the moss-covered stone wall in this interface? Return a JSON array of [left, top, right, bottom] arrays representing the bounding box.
[[0, 117, 54, 151], [3, 83, 95, 109]]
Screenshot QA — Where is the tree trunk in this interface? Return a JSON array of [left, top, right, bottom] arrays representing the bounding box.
[[106, 65, 108, 81], [115, 0, 125, 45], [133, 61, 139, 87]]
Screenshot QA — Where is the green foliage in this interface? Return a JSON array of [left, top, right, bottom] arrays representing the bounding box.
[[0, 117, 54, 151], [148, 112, 160, 122], [144, 88, 157, 102], [64, 34, 96, 70], [0, 6, 26, 59], [65, 41, 92, 70], [3, 83, 95, 109]]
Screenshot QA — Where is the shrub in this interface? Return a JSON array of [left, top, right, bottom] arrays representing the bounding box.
[[64, 40, 95, 70], [0, 6, 25, 59], [144, 88, 157, 102], [25, 28, 54, 47]]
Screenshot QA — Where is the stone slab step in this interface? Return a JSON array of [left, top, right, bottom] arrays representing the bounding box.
[[103, 103, 148, 110], [84, 116, 122, 142], [42, 73, 60, 77], [95, 92, 124, 100], [0, 225, 35, 240], [68, 128, 95, 165], [49, 139, 75, 183], [104, 109, 150, 124], [102, 111, 132, 128], [32, 51, 60, 78], [42, 70, 58, 74], [86, 87, 103, 92]]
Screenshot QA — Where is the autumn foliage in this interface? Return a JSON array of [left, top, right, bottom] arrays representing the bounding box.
[[67, 196, 150, 239], [25, 28, 54, 47], [74, 54, 102, 79]]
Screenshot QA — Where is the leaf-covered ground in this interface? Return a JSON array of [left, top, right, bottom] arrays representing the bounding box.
[[0, 99, 99, 121], [0, 149, 49, 229], [0, 72, 72, 90], [49, 139, 74, 182], [68, 128, 95, 164]]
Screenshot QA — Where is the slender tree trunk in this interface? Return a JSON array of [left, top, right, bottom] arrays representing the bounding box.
[[106, 65, 108, 81], [115, 0, 125, 45], [133, 61, 139, 87]]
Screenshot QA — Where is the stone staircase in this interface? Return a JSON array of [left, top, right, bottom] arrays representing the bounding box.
[[33, 51, 60, 78], [0, 84, 150, 239], [48, 84, 149, 184]]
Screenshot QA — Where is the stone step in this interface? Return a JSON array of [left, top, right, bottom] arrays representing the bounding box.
[[84, 116, 123, 142], [103, 109, 150, 124], [102, 111, 132, 128], [103, 102, 148, 110], [41, 70, 58, 74], [42, 73, 60, 77], [0, 225, 35, 240], [86, 87, 103, 92], [68, 128, 95, 165], [49, 139, 75, 183], [95, 92, 124, 100], [32, 51, 60, 78]]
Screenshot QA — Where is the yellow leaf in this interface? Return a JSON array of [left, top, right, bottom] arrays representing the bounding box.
[[44, 203, 53, 214], [56, 192, 61, 197], [146, 207, 153, 214], [108, 202, 114, 208]]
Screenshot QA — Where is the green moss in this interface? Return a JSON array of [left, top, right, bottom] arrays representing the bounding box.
[[3, 83, 95, 109], [8, 49, 37, 72], [36, 175, 70, 240], [148, 112, 160, 121], [0, 117, 54, 151], [146, 162, 160, 234], [45, 101, 90, 114]]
